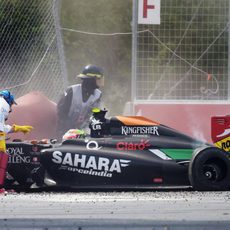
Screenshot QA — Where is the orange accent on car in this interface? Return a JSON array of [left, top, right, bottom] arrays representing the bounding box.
[[116, 116, 159, 126]]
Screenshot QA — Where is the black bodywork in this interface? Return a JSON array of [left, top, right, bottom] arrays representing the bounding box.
[[5, 110, 230, 191]]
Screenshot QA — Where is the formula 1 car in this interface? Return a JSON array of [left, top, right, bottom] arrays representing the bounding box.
[[4, 109, 230, 191]]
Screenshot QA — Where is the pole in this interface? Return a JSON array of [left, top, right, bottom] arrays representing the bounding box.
[[131, 0, 138, 114], [53, 0, 69, 90]]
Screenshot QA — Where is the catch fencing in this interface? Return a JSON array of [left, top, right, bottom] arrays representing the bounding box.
[[0, 0, 68, 102], [132, 0, 230, 102]]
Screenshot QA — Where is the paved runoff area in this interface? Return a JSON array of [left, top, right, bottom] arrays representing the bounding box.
[[0, 190, 230, 229]]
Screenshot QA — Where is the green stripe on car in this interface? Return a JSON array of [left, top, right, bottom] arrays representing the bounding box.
[[161, 149, 193, 160]]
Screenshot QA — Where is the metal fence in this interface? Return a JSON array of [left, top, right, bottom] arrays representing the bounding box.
[[132, 0, 230, 101], [0, 0, 68, 102]]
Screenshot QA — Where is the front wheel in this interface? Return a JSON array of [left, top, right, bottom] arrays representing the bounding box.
[[189, 147, 230, 191]]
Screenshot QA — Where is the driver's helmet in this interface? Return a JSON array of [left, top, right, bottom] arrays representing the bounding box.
[[91, 108, 107, 122], [0, 90, 17, 106], [77, 64, 104, 79], [62, 129, 86, 141]]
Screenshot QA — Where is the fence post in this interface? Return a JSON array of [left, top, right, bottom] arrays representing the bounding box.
[[53, 0, 69, 90], [131, 0, 138, 114]]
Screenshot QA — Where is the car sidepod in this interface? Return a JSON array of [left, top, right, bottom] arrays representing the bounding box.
[[39, 137, 196, 189], [40, 142, 163, 188]]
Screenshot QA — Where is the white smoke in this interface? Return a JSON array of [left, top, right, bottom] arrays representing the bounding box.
[[186, 107, 208, 143]]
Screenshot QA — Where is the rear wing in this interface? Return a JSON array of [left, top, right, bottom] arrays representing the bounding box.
[[211, 116, 230, 152]]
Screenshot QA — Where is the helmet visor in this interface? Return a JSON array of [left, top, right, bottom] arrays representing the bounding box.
[[77, 73, 104, 79]]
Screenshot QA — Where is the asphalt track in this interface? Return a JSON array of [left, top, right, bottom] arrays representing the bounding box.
[[0, 189, 230, 229]]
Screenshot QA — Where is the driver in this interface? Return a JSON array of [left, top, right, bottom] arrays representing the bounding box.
[[0, 90, 33, 194], [57, 64, 104, 140]]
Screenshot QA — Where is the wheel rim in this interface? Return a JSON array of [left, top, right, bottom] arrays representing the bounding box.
[[203, 164, 222, 182]]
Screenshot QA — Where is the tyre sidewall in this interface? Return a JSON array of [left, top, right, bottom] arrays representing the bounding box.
[[189, 147, 230, 191]]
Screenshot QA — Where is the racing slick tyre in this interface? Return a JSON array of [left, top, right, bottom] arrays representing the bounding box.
[[189, 147, 230, 191]]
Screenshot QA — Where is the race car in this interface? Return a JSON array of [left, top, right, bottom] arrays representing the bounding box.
[[4, 109, 230, 191]]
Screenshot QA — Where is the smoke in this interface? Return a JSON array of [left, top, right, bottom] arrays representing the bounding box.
[[191, 126, 207, 143], [186, 107, 208, 143], [61, 0, 132, 115]]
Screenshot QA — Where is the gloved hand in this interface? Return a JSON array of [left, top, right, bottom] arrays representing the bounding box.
[[12, 125, 33, 134]]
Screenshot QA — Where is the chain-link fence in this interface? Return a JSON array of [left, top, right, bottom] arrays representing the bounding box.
[[0, 0, 68, 102], [133, 0, 230, 101], [2, 0, 227, 107]]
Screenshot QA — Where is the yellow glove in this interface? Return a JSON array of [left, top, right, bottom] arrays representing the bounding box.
[[0, 132, 6, 152], [12, 125, 33, 134]]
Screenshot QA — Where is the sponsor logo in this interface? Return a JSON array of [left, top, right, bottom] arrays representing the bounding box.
[[214, 136, 230, 152], [121, 126, 159, 136], [7, 147, 24, 155], [85, 139, 102, 150], [1, 107, 8, 113], [217, 128, 230, 138], [32, 157, 38, 162], [7, 147, 31, 164], [52, 151, 130, 178], [32, 145, 39, 152], [91, 118, 102, 130], [116, 139, 150, 151], [221, 140, 230, 150], [153, 178, 163, 183]]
